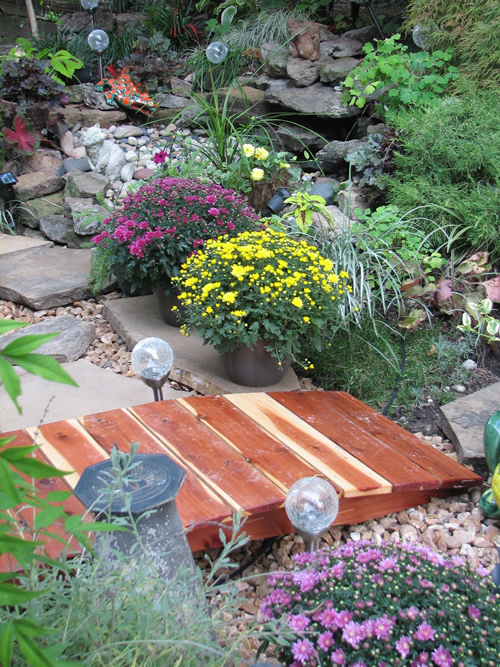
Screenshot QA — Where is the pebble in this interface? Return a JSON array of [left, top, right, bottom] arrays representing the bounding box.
[[453, 384, 467, 393], [463, 359, 477, 371]]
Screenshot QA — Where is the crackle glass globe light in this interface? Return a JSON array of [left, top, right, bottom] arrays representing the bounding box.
[[285, 477, 339, 552], [88, 29, 109, 81], [206, 41, 229, 64], [81, 0, 99, 9], [131, 337, 174, 402]]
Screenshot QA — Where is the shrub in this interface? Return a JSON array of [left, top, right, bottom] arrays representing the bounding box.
[[91, 177, 259, 294], [403, 0, 500, 89], [385, 91, 500, 257], [260, 540, 500, 666]]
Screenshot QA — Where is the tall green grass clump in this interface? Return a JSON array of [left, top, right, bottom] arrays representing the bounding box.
[[404, 0, 500, 89], [385, 90, 500, 257]]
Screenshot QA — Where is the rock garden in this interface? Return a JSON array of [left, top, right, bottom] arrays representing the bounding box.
[[0, 0, 500, 665]]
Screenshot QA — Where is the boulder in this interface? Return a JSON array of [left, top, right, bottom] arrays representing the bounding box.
[[65, 84, 85, 104], [337, 183, 370, 218], [320, 35, 364, 59], [286, 57, 322, 87], [23, 149, 63, 175], [343, 25, 378, 43], [315, 139, 367, 171], [317, 57, 361, 84], [62, 106, 127, 130], [63, 198, 108, 235], [272, 123, 327, 153], [13, 192, 64, 229], [82, 84, 110, 110], [170, 76, 192, 98], [64, 171, 110, 199], [13, 171, 64, 201], [158, 94, 190, 109], [261, 42, 289, 78], [265, 81, 361, 119], [0, 316, 95, 363], [40, 215, 81, 247]]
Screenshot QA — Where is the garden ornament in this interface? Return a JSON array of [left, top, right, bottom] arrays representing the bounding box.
[[288, 19, 324, 62], [131, 337, 174, 402], [479, 410, 500, 519], [285, 477, 339, 552], [95, 66, 158, 116]]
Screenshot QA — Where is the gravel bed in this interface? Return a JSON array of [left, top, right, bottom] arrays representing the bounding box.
[[1, 293, 499, 663]]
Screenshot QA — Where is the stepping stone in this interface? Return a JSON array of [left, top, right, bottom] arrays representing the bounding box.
[[0, 233, 53, 255], [0, 245, 93, 310], [0, 359, 191, 433], [438, 381, 500, 475], [0, 316, 95, 363], [104, 295, 300, 396]]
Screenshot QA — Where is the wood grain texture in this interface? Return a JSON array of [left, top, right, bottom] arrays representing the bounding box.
[[81, 409, 231, 527], [269, 391, 447, 491], [225, 393, 391, 496], [131, 401, 285, 514]]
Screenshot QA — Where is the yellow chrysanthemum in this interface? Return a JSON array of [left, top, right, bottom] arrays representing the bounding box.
[[250, 168, 264, 182], [254, 147, 269, 161], [243, 143, 255, 157], [292, 297, 303, 308], [221, 291, 238, 304]]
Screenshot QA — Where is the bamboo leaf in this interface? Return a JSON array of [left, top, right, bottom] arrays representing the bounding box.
[[6, 354, 78, 387], [0, 357, 22, 413], [1, 333, 59, 356]]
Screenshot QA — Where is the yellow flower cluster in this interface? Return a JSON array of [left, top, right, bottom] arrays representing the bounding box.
[[175, 229, 351, 353]]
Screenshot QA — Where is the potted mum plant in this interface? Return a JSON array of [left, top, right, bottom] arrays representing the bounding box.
[[260, 539, 500, 667], [91, 177, 260, 325], [174, 228, 352, 385]]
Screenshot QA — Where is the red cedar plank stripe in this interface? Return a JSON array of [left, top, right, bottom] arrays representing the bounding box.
[[131, 401, 285, 513], [268, 391, 442, 491], [225, 393, 391, 496], [322, 392, 482, 488], [179, 395, 329, 494], [26, 420, 109, 488], [80, 410, 232, 527]]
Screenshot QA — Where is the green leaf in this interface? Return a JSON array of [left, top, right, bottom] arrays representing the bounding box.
[[16, 631, 56, 667], [0, 584, 43, 605], [6, 353, 78, 387], [14, 619, 57, 638], [0, 621, 13, 667], [0, 357, 22, 413], [0, 321, 28, 335], [13, 457, 70, 478], [45, 491, 72, 502], [0, 444, 38, 462], [0, 459, 22, 504], [34, 506, 65, 530], [1, 333, 59, 356]]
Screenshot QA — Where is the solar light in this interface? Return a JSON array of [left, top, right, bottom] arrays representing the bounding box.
[[81, 0, 98, 31], [88, 29, 109, 81], [131, 337, 174, 402], [0, 172, 18, 203], [285, 477, 339, 552], [206, 41, 229, 64], [412, 23, 431, 50]]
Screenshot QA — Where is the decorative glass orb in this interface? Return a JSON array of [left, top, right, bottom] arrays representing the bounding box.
[[285, 477, 339, 534], [131, 337, 174, 385], [412, 23, 431, 50], [88, 29, 109, 54], [81, 0, 99, 9], [206, 42, 229, 64]]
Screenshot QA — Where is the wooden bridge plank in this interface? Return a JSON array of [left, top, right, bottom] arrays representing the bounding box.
[[131, 401, 285, 514], [320, 392, 482, 488], [179, 395, 328, 494], [225, 393, 392, 496], [80, 410, 232, 528], [268, 391, 443, 491]]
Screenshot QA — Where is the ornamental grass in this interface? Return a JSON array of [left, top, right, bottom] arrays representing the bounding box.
[[260, 540, 500, 667], [174, 228, 352, 365]]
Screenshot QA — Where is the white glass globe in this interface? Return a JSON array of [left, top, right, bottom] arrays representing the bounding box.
[[285, 477, 339, 533], [206, 42, 229, 64], [131, 337, 174, 383], [88, 29, 109, 54], [81, 0, 99, 10], [412, 23, 431, 50]]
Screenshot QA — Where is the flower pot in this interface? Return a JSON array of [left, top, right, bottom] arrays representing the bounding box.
[[220, 340, 291, 387], [154, 283, 188, 327]]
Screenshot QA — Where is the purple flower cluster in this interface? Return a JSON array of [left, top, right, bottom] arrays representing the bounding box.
[[91, 177, 259, 292], [260, 540, 499, 667]]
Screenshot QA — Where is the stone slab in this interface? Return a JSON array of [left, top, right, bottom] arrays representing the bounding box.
[[0, 316, 95, 363], [104, 295, 300, 396], [0, 359, 191, 432], [0, 233, 53, 255], [0, 246, 93, 310], [438, 381, 500, 475]]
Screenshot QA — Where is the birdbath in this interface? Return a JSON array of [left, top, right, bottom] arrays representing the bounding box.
[[74, 453, 196, 581]]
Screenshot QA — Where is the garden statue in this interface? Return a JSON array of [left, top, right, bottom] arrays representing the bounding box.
[[288, 18, 323, 61], [479, 410, 500, 519]]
